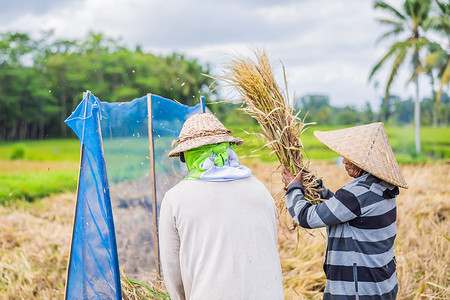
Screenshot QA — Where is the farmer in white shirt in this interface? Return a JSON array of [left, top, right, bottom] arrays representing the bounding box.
[[159, 113, 284, 300]]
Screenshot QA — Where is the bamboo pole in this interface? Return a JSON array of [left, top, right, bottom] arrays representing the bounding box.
[[147, 93, 161, 278], [64, 90, 89, 299]]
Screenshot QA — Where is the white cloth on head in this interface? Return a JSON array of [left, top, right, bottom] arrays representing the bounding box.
[[197, 148, 252, 181]]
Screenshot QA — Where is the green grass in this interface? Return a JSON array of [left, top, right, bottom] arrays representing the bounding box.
[[0, 138, 80, 162], [0, 170, 78, 205], [0, 138, 80, 204], [0, 125, 449, 204]]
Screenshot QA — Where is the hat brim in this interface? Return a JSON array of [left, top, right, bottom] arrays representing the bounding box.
[[168, 134, 243, 157], [313, 126, 408, 189]]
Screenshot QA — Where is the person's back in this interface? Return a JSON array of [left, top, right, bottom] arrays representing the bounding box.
[[159, 175, 284, 300]]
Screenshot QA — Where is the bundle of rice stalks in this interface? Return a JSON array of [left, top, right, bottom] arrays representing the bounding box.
[[215, 48, 321, 205], [121, 271, 170, 300]]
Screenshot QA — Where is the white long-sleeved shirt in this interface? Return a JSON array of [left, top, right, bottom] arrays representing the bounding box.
[[159, 176, 284, 300]]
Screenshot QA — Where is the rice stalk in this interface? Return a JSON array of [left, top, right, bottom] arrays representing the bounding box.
[[213, 48, 321, 209], [121, 271, 170, 300]]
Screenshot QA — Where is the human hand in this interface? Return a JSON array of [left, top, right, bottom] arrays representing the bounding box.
[[281, 164, 302, 190]]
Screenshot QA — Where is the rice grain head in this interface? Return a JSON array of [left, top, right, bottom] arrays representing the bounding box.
[[214, 48, 321, 209]]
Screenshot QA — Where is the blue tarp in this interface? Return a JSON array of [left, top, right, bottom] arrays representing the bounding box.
[[65, 92, 201, 299]]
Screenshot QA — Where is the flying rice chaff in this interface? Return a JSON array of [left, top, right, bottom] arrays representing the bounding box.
[[214, 48, 321, 211]]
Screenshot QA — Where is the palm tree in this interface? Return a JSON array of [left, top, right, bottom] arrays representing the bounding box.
[[421, 0, 450, 125], [418, 42, 449, 126], [369, 0, 433, 154]]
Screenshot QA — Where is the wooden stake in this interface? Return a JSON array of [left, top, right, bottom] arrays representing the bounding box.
[[147, 93, 161, 278]]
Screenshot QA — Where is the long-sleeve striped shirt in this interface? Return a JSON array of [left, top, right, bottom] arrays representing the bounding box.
[[285, 174, 399, 300]]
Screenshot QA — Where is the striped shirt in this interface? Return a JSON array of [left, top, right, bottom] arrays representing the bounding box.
[[285, 174, 399, 300]]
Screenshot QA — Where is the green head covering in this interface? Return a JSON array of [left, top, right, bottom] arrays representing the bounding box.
[[184, 142, 235, 179]]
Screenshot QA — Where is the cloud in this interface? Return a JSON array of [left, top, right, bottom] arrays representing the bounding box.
[[0, 0, 433, 108]]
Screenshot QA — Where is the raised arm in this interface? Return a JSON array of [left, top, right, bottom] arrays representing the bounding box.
[[285, 183, 361, 229], [159, 198, 186, 300], [281, 165, 360, 229]]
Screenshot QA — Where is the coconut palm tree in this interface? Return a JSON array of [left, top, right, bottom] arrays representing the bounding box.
[[417, 42, 449, 126], [369, 0, 433, 153], [421, 0, 450, 122]]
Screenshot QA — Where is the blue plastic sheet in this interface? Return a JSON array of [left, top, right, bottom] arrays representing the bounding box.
[[65, 92, 201, 299], [65, 93, 121, 300], [100, 95, 201, 278]]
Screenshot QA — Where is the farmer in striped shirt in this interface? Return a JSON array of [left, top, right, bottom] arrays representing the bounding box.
[[281, 123, 408, 300]]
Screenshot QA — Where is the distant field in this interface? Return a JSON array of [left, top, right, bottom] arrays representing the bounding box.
[[0, 125, 449, 203], [0, 138, 80, 162], [0, 125, 449, 164], [0, 139, 80, 204], [0, 170, 78, 204], [229, 124, 450, 164]]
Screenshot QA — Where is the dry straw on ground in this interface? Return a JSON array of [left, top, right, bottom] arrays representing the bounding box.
[[257, 161, 450, 299], [1, 162, 448, 299], [213, 48, 321, 205], [121, 271, 169, 300], [0, 194, 73, 299]]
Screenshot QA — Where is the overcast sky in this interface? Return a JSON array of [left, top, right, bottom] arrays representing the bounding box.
[[0, 0, 435, 109]]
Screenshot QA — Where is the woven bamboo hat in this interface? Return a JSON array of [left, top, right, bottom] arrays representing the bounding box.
[[168, 113, 243, 157], [314, 122, 408, 188]]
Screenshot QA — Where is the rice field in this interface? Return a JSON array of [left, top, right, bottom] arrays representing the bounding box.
[[0, 161, 78, 204], [1, 160, 448, 299]]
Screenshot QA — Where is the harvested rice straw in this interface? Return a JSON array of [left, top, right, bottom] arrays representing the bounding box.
[[121, 271, 170, 300], [214, 48, 321, 207]]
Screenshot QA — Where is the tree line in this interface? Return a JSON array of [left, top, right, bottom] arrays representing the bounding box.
[[294, 93, 449, 126], [213, 92, 449, 129], [0, 31, 214, 141], [1, 0, 448, 145]]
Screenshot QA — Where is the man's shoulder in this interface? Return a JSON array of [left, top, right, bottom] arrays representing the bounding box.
[[339, 174, 399, 207], [164, 179, 194, 197], [232, 175, 269, 190], [165, 176, 267, 196], [338, 174, 376, 200], [341, 174, 381, 191]]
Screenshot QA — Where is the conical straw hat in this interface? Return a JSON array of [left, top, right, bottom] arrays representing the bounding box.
[[168, 113, 243, 157], [314, 123, 408, 188]]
